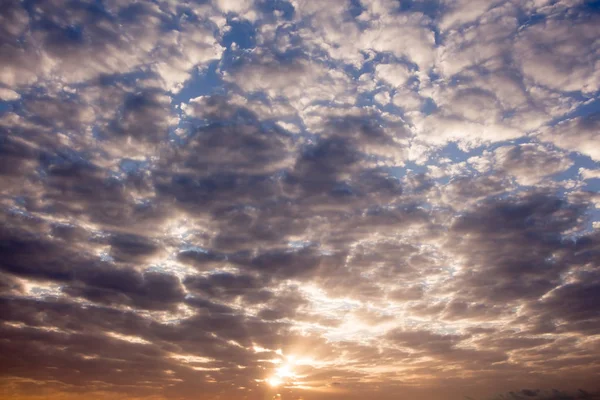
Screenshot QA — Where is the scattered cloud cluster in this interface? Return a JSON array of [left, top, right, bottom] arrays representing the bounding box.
[[0, 1, 599, 400]]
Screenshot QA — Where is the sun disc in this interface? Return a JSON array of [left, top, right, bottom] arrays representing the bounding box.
[[267, 377, 283, 387]]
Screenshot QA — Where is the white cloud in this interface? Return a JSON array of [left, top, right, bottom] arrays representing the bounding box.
[[375, 63, 412, 88], [0, 88, 20, 101], [514, 17, 600, 93], [374, 91, 391, 106], [579, 168, 600, 180], [540, 114, 600, 161], [494, 144, 573, 186]]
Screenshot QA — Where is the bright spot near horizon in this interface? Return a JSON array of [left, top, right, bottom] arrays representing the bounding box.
[[266, 354, 301, 387], [267, 377, 283, 387]]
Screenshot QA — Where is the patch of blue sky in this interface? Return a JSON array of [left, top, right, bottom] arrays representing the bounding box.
[[426, 136, 536, 169], [170, 63, 227, 141], [99, 252, 115, 263], [180, 245, 211, 254], [222, 18, 257, 50], [287, 240, 314, 249], [386, 163, 428, 181], [257, 0, 295, 20], [344, 50, 413, 79], [582, 0, 600, 12], [331, 181, 356, 198], [419, 97, 437, 115], [348, 0, 366, 18], [118, 158, 151, 176], [6, 206, 35, 219], [565, 207, 600, 240], [548, 95, 600, 127], [368, 51, 420, 73], [146, 261, 193, 278], [398, 0, 445, 19], [172, 61, 225, 105], [516, 11, 546, 31], [0, 100, 14, 114], [552, 151, 598, 182], [38, 147, 93, 174]]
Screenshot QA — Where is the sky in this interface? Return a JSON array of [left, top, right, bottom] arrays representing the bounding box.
[[1, 0, 600, 399]]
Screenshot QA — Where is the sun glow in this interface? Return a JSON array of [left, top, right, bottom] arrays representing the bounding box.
[[267, 377, 283, 387], [265, 354, 303, 388], [276, 364, 295, 379]]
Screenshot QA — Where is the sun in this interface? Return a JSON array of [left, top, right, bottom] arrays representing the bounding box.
[[267, 365, 294, 387], [267, 377, 284, 387], [266, 354, 300, 387], [275, 364, 295, 379]]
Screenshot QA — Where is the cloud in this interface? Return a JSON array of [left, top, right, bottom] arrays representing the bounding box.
[[579, 168, 600, 180], [540, 112, 600, 161], [480, 144, 573, 186], [445, 192, 590, 303], [1, 0, 599, 399], [0, 0, 223, 91], [514, 12, 600, 94], [491, 389, 600, 400]]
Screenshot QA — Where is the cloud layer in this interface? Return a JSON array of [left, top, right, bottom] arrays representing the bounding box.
[[1, 1, 599, 400]]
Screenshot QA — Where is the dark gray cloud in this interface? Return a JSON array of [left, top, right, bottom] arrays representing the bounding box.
[[491, 389, 600, 400], [445, 192, 590, 303]]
